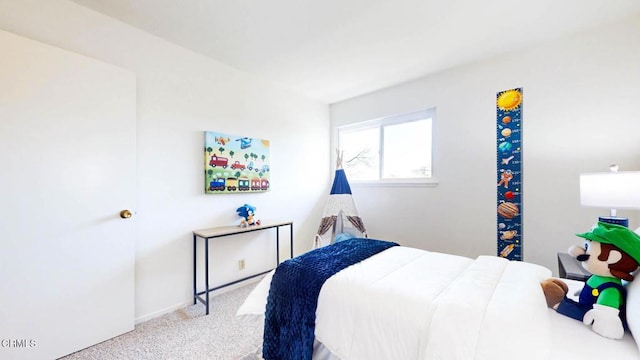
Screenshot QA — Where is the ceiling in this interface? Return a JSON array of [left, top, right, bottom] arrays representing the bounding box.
[[70, 0, 640, 104]]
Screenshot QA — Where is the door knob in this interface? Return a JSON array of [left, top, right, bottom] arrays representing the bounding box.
[[120, 210, 133, 219]]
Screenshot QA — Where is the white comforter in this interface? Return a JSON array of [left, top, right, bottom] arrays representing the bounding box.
[[238, 246, 553, 360]]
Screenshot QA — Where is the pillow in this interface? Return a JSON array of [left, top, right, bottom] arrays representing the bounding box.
[[333, 232, 355, 243], [626, 266, 640, 351], [236, 270, 273, 320], [625, 226, 640, 350]]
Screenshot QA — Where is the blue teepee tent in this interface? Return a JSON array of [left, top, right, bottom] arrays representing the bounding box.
[[313, 152, 367, 248]]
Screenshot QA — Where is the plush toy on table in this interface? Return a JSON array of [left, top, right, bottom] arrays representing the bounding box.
[[542, 222, 640, 339], [236, 204, 260, 228]]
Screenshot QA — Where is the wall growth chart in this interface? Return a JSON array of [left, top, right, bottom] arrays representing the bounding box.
[[496, 88, 523, 261]]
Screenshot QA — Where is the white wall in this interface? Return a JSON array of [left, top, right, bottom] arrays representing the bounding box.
[[0, 0, 330, 322], [331, 15, 640, 274]]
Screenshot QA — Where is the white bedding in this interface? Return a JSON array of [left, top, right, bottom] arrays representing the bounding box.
[[548, 279, 639, 360], [237, 246, 640, 360]]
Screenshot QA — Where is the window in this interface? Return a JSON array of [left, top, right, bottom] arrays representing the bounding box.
[[337, 108, 436, 186]]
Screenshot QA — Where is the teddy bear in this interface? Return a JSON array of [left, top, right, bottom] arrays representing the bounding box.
[[542, 221, 640, 339]]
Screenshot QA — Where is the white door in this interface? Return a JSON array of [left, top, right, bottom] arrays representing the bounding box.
[[0, 30, 136, 359]]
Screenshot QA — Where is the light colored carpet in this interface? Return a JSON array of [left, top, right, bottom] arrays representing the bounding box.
[[61, 282, 264, 360]]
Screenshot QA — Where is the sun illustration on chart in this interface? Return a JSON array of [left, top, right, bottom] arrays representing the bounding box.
[[497, 89, 522, 111]]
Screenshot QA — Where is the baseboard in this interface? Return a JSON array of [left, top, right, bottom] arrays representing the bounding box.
[[134, 276, 263, 324], [135, 300, 190, 324]]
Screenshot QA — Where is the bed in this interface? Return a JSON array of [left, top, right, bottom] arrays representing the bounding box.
[[237, 239, 640, 360]]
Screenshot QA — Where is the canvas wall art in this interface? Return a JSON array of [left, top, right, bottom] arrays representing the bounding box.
[[204, 131, 270, 194]]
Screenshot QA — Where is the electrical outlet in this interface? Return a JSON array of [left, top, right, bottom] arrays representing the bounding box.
[[238, 259, 245, 271]]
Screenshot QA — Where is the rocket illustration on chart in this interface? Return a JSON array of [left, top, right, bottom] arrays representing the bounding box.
[[499, 244, 515, 258]]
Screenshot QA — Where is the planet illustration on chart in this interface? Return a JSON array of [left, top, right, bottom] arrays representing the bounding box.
[[498, 223, 506, 229], [500, 230, 518, 240], [502, 116, 511, 124], [498, 142, 512, 152], [504, 191, 515, 200], [501, 128, 512, 137], [497, 202, 519, 219], [497, 89, 522, 111]]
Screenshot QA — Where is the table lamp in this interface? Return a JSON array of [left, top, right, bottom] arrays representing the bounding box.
[[579, 165, 640, 227]]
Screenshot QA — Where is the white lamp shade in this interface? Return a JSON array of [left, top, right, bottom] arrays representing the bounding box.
[[580, 171, 640, 209]]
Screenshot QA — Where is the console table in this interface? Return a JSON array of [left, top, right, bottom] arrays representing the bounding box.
[[193, 221, 293, 315]]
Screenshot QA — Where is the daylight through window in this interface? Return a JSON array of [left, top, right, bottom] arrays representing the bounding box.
[[337, 108, 435, 184]]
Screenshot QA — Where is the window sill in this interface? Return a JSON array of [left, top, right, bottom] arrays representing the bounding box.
[[350, 178, 439, 188]]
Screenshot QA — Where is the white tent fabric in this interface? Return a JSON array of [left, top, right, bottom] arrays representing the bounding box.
[[313, 168, 367, 249]]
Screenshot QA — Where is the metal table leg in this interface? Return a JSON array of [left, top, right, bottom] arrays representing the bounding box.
[[193, 234, 197, 305], [290, 223, 293, 258], [276, 227, 280, 264], [205, 237, 210, 315]]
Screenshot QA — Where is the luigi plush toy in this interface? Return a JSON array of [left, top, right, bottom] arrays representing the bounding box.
[[542, 222, 640, 339]]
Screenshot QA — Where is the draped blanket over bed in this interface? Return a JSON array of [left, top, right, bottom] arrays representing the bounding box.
[[243, 244, 559, 360], [263, 238, 398, 360]]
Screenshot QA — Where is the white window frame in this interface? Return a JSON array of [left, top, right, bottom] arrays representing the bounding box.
[[336, 108, 438, 187]]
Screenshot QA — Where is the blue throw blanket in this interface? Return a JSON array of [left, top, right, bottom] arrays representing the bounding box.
[[262, 238, 399, 360]]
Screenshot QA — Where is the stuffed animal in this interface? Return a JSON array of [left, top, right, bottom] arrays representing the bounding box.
[[236, 204, 260, 227], [542, 222, 640, 339]]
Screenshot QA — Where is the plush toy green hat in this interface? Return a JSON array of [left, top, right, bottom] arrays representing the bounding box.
[[576, 222, 640, 264]]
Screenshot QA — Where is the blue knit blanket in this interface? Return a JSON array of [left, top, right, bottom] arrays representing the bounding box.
[[262, 238, 399, 360]]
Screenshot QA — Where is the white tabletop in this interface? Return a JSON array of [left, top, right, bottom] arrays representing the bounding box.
[[193, 221, 292, 238]]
